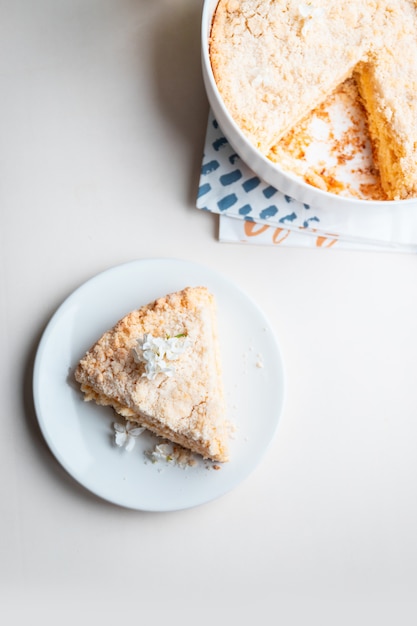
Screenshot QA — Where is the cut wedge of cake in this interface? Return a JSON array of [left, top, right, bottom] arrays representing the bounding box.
[[74, 287, 229, 462]]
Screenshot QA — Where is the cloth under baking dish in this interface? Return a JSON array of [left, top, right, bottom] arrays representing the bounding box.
[[196, 111, 417, 252]]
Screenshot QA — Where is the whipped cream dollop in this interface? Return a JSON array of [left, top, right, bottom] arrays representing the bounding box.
[[132, 333, 190, 380]]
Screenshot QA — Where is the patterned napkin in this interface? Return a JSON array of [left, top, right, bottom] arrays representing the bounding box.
[[196, 111, 417, 252]]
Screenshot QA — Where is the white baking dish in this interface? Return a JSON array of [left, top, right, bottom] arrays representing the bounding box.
[[201, 0, 415, 213]]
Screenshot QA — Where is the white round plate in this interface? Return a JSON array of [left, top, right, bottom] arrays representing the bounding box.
[[33, 258, 285, 511]]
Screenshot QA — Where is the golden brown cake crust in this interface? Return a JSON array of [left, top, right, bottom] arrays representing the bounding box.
[[75, 287, 229, 462], [210, 0, 417, 200]]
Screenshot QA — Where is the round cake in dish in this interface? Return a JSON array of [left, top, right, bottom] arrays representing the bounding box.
[[209, 0, 417, 201]]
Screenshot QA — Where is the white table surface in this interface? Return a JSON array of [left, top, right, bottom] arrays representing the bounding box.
[[2, 1, 417, 623]]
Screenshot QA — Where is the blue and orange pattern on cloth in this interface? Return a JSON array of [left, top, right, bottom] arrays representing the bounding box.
[[196, 111, 417, 252], [197, 111, 321, 231]]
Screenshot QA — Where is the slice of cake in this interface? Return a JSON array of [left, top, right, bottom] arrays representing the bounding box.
[[74, 287, 229, 463]]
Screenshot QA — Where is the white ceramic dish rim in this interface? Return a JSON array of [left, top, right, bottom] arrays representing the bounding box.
[[201, 0, 415, 212], [32, 258, 286, 512]]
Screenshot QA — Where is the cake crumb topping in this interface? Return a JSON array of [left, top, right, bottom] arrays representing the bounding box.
[[298, 2, 325, 36]]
